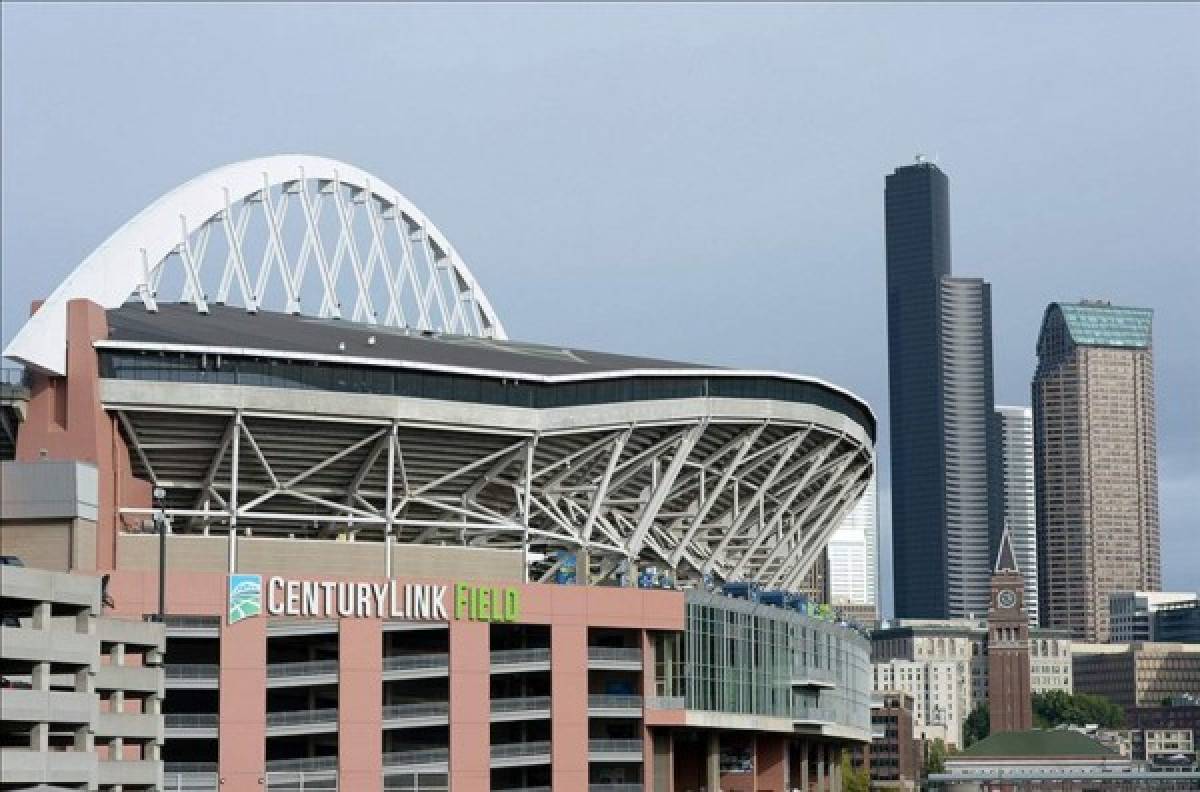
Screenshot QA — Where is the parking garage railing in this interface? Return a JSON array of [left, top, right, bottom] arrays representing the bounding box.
[[490, 648, 551, 665], [587, 694, 643, 710], [491, 696, 552, 714], [382, 701, 450, 720], [588, 739, 644, 755], [491, 740, 553, 760], [265, 708, 339, 727], [587, 647, 642, 663], [383, 653, 449, 671], [383, 748, 450, 767]]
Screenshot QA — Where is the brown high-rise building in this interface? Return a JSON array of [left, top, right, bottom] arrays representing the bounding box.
[[1032, 301, 1159, 642], [988, 526, 1033, 734]]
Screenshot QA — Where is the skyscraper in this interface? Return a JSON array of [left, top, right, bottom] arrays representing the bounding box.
[[885, 160, 998, 619], [995, 406, 1039, 626], [1032, 301, 1160, 642], [828, 472, 878, 613]]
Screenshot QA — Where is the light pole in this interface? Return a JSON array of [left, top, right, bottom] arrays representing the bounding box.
[[153, 486, 167, 622]]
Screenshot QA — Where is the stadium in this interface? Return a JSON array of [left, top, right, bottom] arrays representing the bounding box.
[[1, 156, 875, 792]]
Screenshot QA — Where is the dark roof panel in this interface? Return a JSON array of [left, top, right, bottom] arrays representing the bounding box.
[[105, 303, 713, 378]]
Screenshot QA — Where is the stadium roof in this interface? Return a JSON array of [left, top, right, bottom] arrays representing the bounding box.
[[103, 302, 715, 378]]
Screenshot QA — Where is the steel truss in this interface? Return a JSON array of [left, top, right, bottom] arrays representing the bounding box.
[[5, 156, 505, 376], [115, 407, 872, 587]]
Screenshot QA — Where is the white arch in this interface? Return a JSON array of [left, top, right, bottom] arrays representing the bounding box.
[[4, 155, 507, 375]]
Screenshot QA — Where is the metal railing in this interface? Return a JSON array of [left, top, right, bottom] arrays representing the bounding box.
[[150, 614, 221, 630], [588, 739, 644, 755], [165, 713, 219, 728], [587, 694, 643, 710], [490, 648, 551, 665], [166, 664, 220, 679], [164, 773, 219, 792], [267, 659, 339, 678], [0, 368, 28, 388], [587, 647, 642, 663], [645, 695, 684, 710], [165, 762, 218, 773], [792, 705, 838, 723], [383, 653, 449, 671], [382, 701, 450, 720], [490, 740, 553, 759], [264, 756, 339, 772], [265, 708, 339, 727], [491, 696, 552, 713], [382, 748, 450, 767]]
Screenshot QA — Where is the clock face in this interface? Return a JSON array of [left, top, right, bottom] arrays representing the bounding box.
[[997, 589, 1017, 609]]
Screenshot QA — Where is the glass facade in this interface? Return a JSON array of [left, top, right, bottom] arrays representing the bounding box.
[[655, 592, 871, 734], [885, 162, 952, 619], [97, 351, 876, 439]]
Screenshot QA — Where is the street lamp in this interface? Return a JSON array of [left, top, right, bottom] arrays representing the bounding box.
[[152, 486, 167, 623]]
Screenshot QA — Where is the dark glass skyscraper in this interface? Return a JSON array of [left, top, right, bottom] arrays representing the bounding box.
[[885, 161, 998, 619]]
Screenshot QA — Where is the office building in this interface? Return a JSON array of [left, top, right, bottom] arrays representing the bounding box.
[[995, 406, 1039, 625], [828, 471, 878, 615], [1072, 643, 1200, 713], [1154, 600, 1200, 643], [866, 691, 922, 791], [1033, 301, 1160, 642], [1109, 590, 1198, 643], [0, 155, 880, 792], [872, 659, 970, 749], [0, 565, 166, 791], [885, 160, 998, 620]]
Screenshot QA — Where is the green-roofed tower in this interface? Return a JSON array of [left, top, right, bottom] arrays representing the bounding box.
[[1033, 300, 1160, 642]]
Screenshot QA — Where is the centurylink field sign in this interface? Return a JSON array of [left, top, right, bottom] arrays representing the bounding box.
[[227, 574, 520, 625]]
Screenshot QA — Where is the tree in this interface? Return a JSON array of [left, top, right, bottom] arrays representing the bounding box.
[[840, 751, 870, 792], [924, 738, 949, 776], [1032, 690, 1125, 729], [963, 702, 990, 747], [840, 753, 868, 787]]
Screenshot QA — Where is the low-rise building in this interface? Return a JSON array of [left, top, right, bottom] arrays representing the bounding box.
[[1144, 728, 1194, 767], [1154, 600, 1200, 643], [1072, 642, 1200, 712], [865, 691, 921, 790], [0, 564, 165, 791], [1109, 591, 1197, 643]]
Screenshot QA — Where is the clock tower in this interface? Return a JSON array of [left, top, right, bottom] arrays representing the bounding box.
[[988, 525, 1033, 734]]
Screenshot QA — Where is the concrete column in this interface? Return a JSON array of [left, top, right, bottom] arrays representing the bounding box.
[[831, 744, 842, 792], [338, 618, 382, 792], [551, 622, 588, 791], [218, 608, 267, 792], [449, 618, 490, 792], [707, 731, 721, 791], [32, 602, 51, 629], [31, 660, 50, 691], [798, 740, 809, 792], [815, 743, 826, 792], [30, 722, 49, 752]]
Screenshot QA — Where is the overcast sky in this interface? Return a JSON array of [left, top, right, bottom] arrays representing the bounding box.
[[3, 3, 1197, 611]]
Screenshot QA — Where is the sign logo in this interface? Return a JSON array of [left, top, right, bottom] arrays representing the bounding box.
[[228, 574, 263, 624], [223, 575, 520, 624]]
